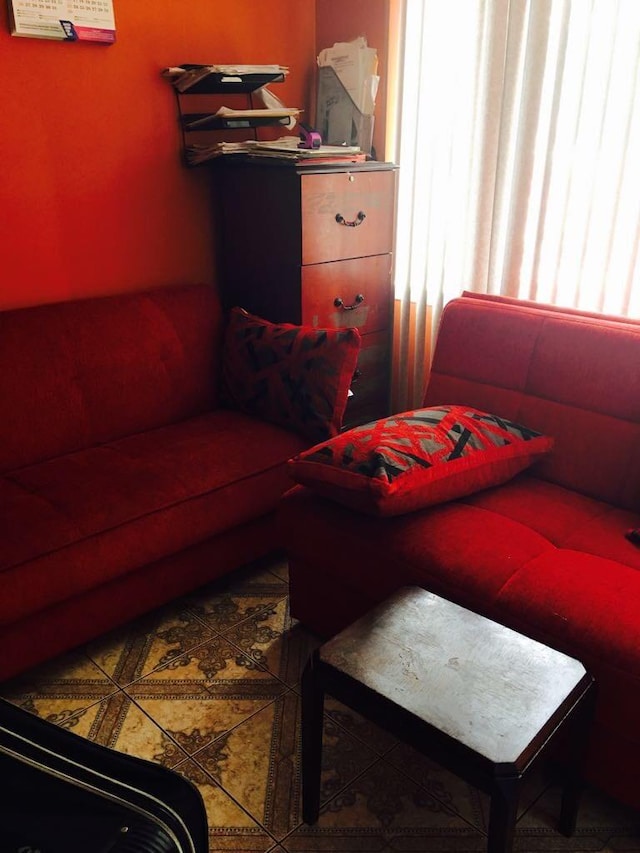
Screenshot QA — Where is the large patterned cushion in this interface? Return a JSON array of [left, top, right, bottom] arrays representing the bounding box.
[[288, 405, 553, 516], [222, 308, 361, 442]]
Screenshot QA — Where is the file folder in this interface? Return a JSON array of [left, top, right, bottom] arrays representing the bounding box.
[[316, 66, 375, 154]]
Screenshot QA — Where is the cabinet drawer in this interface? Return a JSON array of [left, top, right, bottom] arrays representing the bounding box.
[[344, 330, 391, 428], [301, 169, 395, 265], [301, 255, 392, 334]]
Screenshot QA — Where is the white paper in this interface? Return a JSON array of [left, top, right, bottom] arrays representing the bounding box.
[[256, 86, 298, 130], [317, 36, 379, 115]]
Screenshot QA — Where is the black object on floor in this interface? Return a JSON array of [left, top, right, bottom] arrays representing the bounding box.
[[0, 697, 208, 853]]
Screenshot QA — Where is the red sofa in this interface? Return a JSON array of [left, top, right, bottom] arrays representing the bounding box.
[[280, 292, 640, 811], [0, 283, 309, 682]]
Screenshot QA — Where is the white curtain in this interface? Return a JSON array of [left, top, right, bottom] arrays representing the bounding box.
[[392, 0, 640, 410]]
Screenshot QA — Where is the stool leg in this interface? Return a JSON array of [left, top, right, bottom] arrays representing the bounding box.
[[558, 681, 597, 837], [301, 652, 324, 825], [487, 775, 520, 853]]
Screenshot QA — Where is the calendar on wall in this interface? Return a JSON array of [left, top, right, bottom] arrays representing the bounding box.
[[8, 0, 116, 43]]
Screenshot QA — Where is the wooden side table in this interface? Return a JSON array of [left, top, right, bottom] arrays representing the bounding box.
[[301, 587, 595, 853]]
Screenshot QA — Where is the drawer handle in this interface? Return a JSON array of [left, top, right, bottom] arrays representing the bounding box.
[[335, 211, 366, 227], [334, 294, 365, 311]]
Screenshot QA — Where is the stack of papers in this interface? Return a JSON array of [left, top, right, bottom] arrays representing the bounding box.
[[317, 37, 379, 116], [186, 136, 364, 167], [248, 138, 364, 164]]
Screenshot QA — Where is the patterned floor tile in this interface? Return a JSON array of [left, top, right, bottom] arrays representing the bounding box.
[[129, 691, 279, 759], [125, 632, 290, 688], [0, 652, 119, 725], [283, 758, 482, 853], [124, 634, 288, 759], [84, 604, 214, 686], [515, 783, 640, 850], [221, 597, 320, 688], [190, 690, 379, 842], [62, 691, 190, 768], [173, 758, 277, 852], [384, 742, 485, 830], [187, 562, 289, 635], [323, 696, 399, 757]]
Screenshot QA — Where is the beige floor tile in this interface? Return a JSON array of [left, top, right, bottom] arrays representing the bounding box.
[[516, 782, 640, 846], [187, 561, 289, 635], [174, 758, 278, 852], [384, 743, 485, 830], [124, 633, 291, 688], [123, 629, 289, 763], [85, 605, 214, 686], [221, 597, 318, 687], [191, 690, 379, 842], [0, 652, 119, 725], [322, 696, 399, 756], [130, 692, 279, 758], [59, 691, 190, 768], [284, 759, 483, 853], [2, 650, 116, 693]]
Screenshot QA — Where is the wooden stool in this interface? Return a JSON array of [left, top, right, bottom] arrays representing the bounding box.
[[301, 587, 595, 853]]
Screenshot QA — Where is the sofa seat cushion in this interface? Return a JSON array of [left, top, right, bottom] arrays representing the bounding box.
[[0, 411, 306, 625], [283, 473, 640, 621], [495, 549, 640, 732], [462, 475, 640, 570], [281, 485, 555, 615], [0, 283, 223, 474]]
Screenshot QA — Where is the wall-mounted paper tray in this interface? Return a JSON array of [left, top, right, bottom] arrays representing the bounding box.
[[178, 72, 285, 95], [182, 113, 292, 131]]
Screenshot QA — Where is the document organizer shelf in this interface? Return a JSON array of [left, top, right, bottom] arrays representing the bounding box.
[[177, 71, 285, 95], [181, 113, 293, 132], [169, 70, 288, 167]]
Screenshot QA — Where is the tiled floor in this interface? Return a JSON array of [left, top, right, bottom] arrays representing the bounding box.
[[2, 554, 640, 852]]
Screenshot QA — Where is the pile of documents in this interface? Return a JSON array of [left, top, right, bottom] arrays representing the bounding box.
[[317, 38, 378, 116], [316, 37, 379, 153], [186, 136, 364, 167]]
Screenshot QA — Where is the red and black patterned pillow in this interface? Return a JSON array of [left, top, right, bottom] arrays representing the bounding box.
[[288, 405, 553, 516], [222, 307, 361, 442]]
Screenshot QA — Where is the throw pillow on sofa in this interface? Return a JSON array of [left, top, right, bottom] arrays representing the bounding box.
[[222, 307, 361, 443], [288, 405, 553, 516]]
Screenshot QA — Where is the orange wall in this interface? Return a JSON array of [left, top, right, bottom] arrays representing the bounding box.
[[0, 2, 315, 309], [315, 0, 390, 161]]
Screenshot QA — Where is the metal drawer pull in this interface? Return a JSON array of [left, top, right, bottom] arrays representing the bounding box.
[[334, 294, 365, 311], [335, 211, 366, 227]]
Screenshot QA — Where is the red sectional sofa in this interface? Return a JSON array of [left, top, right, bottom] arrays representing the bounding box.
[[0, 283, 309, 682], [280, 292, 640, 811]]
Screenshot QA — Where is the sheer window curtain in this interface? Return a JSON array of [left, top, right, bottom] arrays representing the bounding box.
[[391, 0, 640, 412]]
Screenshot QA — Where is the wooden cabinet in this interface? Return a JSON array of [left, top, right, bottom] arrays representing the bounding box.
[[215, 160, 397, 428]]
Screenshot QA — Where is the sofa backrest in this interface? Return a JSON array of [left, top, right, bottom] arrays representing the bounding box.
[[0, 284, 222, 473], [424, 292, 640, 511]]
